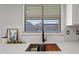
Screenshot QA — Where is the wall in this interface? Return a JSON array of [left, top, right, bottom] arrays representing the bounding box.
[[1, 4, 78, 43], [0, 4, 23, 43], [0, 5, 3, 43]]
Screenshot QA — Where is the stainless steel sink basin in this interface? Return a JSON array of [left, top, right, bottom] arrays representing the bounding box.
[[26, 44, 46, 51]]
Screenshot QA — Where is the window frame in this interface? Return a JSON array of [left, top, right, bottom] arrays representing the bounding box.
[[22, 4, 65, 35]]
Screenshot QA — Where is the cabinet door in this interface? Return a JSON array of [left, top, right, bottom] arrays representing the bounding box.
[[72, 4, 79, 25], [66, 4, 72, 26], [66, 4, 79, 26]]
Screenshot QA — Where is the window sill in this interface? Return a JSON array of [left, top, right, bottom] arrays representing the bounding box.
[[21, 32, 64, 36]]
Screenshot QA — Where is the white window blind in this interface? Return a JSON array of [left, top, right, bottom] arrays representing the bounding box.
[[43, 4, 61, 20], [24, 4, 61, 33]]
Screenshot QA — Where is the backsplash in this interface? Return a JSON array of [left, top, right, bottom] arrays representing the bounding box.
[[65, 26, 79, 40]]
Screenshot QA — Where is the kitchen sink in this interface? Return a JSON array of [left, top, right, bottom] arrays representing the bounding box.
[[25, 44, 61, 51]]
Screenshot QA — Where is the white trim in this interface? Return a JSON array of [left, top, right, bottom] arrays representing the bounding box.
[[22, 4, 25, 32], [61, 4, 66, 33]]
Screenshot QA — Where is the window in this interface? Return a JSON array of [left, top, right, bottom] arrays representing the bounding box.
[[24, 4, 61, 33]]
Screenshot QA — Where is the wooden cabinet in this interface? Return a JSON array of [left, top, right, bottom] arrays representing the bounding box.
[[66, 4, 79, 26]]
